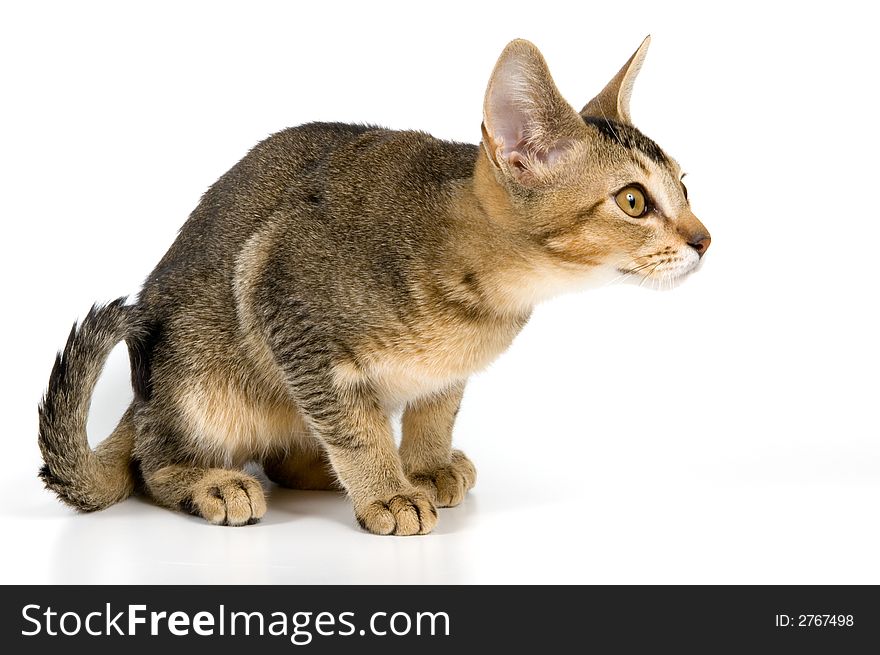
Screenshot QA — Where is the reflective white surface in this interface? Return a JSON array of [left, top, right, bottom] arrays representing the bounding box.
[[5, 458, 880, 584]]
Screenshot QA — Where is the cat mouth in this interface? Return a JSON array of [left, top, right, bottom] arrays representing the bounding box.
[[616, 256, 701, 288]]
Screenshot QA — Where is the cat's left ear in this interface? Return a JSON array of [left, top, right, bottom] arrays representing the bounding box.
[[482, 39, 583, 186], [580, 35, 651, 125]]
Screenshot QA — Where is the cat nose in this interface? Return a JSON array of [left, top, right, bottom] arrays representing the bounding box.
[[687, 233, 711, 258]]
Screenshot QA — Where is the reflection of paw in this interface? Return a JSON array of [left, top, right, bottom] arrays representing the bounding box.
[[355, 489, 438, 536], [408, 449, 477, 508], [187, 470, 267, 526]]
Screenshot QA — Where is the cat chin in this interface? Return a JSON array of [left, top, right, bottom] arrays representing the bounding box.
[[617, 260, 702, 291], [555, 264, 631, 295], [577, 264, 631, 290]]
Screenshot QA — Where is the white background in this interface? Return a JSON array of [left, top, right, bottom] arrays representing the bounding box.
[[1, 0, 878, 584]]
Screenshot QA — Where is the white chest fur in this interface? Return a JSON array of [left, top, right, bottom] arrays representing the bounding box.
[[336, 316, 525, 410]]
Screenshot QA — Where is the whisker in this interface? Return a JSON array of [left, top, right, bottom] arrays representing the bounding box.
[[638, 262, 662, 288], [604, 259, 661, 286]]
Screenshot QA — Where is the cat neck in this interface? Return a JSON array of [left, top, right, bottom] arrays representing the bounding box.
[[449, 149, 611, 317]]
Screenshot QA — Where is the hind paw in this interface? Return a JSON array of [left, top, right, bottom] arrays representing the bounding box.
[[186, 470, 267, 526]]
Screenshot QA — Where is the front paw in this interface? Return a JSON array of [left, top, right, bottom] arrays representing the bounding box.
[[408, 449, 476, 508], [355, 489, 438, 536]]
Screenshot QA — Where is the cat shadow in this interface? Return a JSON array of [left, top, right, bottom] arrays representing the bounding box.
[[37, 486, 482, 583], [26, 471, 486, 583], [262, 486, 352, 528], [264, 485, 480, 535], [430, 495, 480, 535]]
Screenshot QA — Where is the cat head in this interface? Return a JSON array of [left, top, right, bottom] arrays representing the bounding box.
[[478, 37, 710, 300]]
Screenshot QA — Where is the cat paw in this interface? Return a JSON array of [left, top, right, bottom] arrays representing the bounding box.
[[355, 489, 438, 535], [187, 470, 267, 526], [408, 449, 476, 508]]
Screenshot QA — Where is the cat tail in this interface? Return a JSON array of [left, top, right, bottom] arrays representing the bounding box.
[[38, 298, 143, 511]]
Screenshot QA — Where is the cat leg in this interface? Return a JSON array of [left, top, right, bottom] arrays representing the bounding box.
[[263, 437, 339, 491], [143, 464, 267, 526], [135, 418, 266, 526], [260, 299, 436, 534], [400, 382, 476, 507], [281, 377, 437, 534], [316, 393, 437, 535]]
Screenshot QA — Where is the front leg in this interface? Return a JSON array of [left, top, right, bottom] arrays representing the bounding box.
[[276, 356, 437, 534], [400, 382, 476, 507], [313, 388, 438, 535], [260, 296, 436, 534]]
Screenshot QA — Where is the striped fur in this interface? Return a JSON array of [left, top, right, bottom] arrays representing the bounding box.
[[38, 38, 709, 534]]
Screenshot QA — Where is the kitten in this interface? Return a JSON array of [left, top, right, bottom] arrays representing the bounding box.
[[38, 37, 710, 535]]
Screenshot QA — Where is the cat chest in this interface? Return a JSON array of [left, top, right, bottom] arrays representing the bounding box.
[[339, 319, 523, 408]]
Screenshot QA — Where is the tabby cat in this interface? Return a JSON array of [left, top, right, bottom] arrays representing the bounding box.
[[38, 37, 710, 535]]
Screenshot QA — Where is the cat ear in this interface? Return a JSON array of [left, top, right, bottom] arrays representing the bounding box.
[[482, 39, 580, 186], [580, 35, 651, 125]]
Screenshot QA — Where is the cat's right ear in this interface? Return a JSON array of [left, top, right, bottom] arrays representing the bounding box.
[[580, 36, 651, 125], [482, 39, 581, 187]]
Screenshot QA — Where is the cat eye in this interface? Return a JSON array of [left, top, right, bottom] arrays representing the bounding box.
[[615, 186, 648, 218]]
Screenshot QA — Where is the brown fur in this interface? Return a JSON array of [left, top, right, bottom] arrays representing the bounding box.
[[38, 38, 709, 534]]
